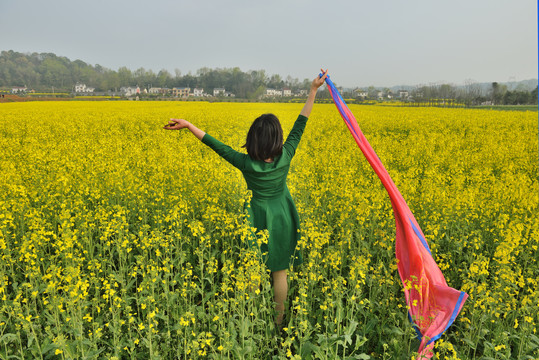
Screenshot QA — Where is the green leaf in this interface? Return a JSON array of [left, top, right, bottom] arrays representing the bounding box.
[[346, 320, 359, 334], [462, 338, 476, 350], [351, 354, 370, 360], [27, 334, 34, 348], [83, 348, 105, 359], [529, 334, 539, 346], [240, 346, 253, 357], [0, 333, 17, 344], [343, 333, 353, 346], [41, 340, 56, 355], [300, 341, 319, 358], [354, 335, 368, 349], [390, 326, 405, 336]]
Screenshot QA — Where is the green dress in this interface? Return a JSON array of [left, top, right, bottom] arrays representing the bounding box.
[[201, 115, 308, 272]]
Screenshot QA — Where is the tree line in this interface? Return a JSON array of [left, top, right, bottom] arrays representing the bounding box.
[[487, 81, 538, 105], [1, 50, 536, 105], [409, 81, 538, 106], [0, 50, 312, 99]]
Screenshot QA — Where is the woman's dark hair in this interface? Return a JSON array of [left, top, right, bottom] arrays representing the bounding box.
[[242, 113, 283, 162]]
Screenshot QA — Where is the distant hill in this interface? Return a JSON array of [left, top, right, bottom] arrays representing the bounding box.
[[498, 79, 538, 91]]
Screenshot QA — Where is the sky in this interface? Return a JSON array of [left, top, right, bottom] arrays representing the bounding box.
[[0, 0, 537, 88]]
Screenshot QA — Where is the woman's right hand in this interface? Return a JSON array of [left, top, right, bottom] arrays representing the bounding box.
[[164, 118, 206, 140], [164, 118, 191, 130]]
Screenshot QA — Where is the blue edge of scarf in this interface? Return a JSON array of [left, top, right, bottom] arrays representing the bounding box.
[[322, 73, 467, 348]]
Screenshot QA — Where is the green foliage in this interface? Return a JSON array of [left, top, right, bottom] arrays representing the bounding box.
[[472, 105, 538, 111], [0, 50, 309, 97]]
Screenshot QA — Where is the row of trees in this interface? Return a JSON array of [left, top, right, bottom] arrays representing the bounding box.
[[377, 81, 537, 106], [1, 50, 536, 104], [0, 51, 311, 99], [489, 82, 538, 105], [319, 80, 537, 106]]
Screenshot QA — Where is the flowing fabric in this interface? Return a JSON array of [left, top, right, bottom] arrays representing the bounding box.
[[323, 75, 468, 358]]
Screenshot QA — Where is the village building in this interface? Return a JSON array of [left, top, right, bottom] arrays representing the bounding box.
[[355, 89, 368, 99], [193, 88, 204, 97], [213, 88, 226, 96], [265, 89, 283, 97], [399, 90, 409, 99], [173, 87, 190, 97], [283, 88, 292, 97], [149, 87, 171, 95], [74, 83, 95, 93], [11, 86, 27, 94], [120, 86, 140, 97]]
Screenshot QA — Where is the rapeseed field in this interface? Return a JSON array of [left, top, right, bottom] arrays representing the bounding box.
[[0, 101, 537, 359]]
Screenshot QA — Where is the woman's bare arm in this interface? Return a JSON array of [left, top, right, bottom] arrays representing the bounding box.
[[299, 69, 328, 118], [164, 118, 206, 140]]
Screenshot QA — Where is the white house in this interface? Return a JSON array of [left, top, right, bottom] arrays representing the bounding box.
[[399, 90, 409, 99], [75, 83, 85, 92], [265, 89, 283, 97], [213, 88, 226, 96], [149, 87, 171, 95], [120, 86, 140, 97], [75, 83, 95, 93], [355, 89, 368, 99], [193, 88, 204, 97], [283, 88, 292, 97], [11, 86, 27, 94]]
